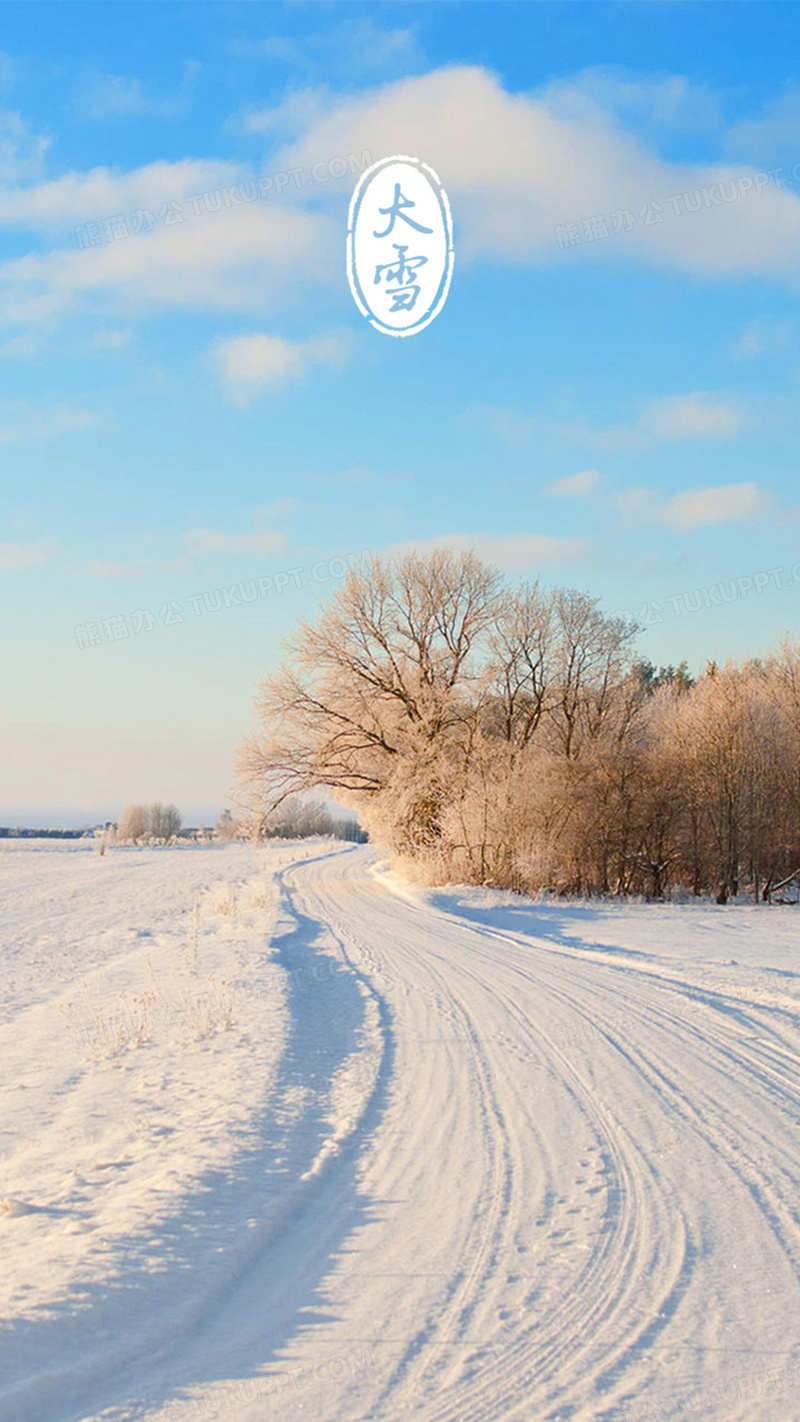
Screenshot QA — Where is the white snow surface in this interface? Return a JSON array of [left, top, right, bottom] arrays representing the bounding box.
[[2, 839, 800, 1422]]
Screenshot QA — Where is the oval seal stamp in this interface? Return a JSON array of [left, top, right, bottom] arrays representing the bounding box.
[[347, 155, 454, 337]]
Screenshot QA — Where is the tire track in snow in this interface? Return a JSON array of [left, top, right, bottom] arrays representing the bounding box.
[[300, 896, 517, 1414], [432, 908, 800, 1420], [369, 900, 690, 1422], [306, 863, 688, 1422]]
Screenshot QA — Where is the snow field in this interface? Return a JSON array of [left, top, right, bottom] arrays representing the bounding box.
[[2, 840, 800, 1422], [0, 839, 384, 1422]]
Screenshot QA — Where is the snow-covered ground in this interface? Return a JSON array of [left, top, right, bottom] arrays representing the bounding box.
[[2, 840, 800, 1421]]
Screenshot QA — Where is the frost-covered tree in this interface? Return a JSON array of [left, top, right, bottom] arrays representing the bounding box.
[[117, 804, 149, 843], [215, 808, 237, 842], [239, 550, 503, 853], [239, 548, 799, 900], [241, 551, 635, 880], [264, 797, 335, 838], [148, 803, 182, 842]]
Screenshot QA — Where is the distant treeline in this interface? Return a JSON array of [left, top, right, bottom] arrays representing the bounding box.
[[255, 799, 368, 843], [0, 828, 87, 838]]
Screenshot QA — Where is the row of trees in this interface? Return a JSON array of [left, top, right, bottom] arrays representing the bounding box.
[[114, 802, 361, 847], [117, 802, 183, 844], [259, 798, 366, 841], [216, 803, 365, 842], [239, 550, 800, 902]]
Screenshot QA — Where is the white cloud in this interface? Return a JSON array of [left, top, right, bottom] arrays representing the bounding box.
[[0, 151, 339, 337], [547, 468, 600, 497], [0, 402, 103, 443], [81, 74, 171, 119], [0, 195, 336, 332], [0, 109, 49, 184], [611, 486, 656, 517], [731, 317, 794, 360], [726, 88, 800, 163], [0, 51, 15, 91], [1, 65, 799, 346], [547, 68, 722, 134], [593, 392, 743, 451], [74, 521, 293, 576], [91, 329, 130, 350], [0, 332, 36, 357], [466, 403, 537, 448], [330, 19, 420, 75], [78, 63, 199, 121], [0, 540, 50, 572], [180, 527, 289, 559], [257, 496, 298, 520], [237, 87, 335, 139], [270, 66, 800, 280], [211, 332, 348, 405], [643, 393, 742, 442], [609, 479, 773, 530], [390, 532, 588, 570], [0, 157, 243, 233], [660, 481, 771, 531], [77, 559, 152, 578], [232, 19, 420, 82]]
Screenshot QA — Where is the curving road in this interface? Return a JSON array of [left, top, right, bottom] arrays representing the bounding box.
[[157, 843, 800, 1422]]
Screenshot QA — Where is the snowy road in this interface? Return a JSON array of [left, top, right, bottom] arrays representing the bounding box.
[[246, 846, 800, 1422], [3, 843, 800, 1421]]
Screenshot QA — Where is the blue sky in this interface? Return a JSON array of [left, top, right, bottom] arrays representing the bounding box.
[[2, 1, 800, 823]]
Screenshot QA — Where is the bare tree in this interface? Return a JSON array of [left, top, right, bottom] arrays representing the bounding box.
[[148, 803, 182, 842], [117, 804, 149, 843], [265, 797, 335, 838], [239, 550, 502, 850]]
